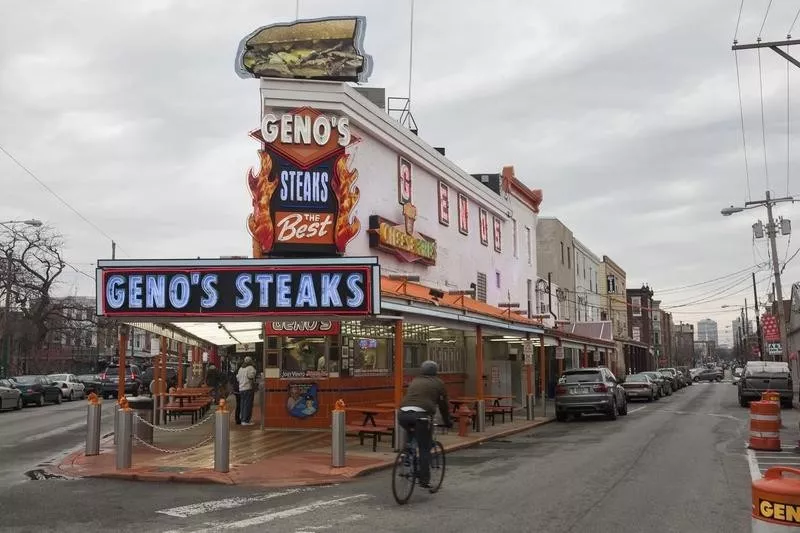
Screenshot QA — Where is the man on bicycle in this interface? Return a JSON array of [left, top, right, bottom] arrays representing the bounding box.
[[398, 360, 452, 488]]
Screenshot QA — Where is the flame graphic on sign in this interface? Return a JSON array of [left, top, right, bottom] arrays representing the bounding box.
[[332, 153, 360, 252], [247, 151, 279, 254]]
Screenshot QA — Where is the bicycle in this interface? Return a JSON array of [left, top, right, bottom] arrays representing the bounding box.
[[391, 419, 446, 505]]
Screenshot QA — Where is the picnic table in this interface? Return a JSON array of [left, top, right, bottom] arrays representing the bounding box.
[[162, 387, 212, 424], [344, 406, 396, 451]]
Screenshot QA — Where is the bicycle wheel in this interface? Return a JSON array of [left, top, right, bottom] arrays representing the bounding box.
[[427, 440, 446, 493], [391, 449, 416, 505]]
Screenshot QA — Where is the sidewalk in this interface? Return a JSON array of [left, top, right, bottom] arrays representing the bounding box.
[[51, 408, 554, 488]]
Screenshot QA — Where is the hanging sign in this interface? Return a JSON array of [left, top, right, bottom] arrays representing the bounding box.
[[768, 343, 783, 356], [368, 205, 437, 265], [555, 346, 565, 360], [235, 343, 256, 353], [522, 340, 534, 366], [762, 314, 781, 342], [265, 320, 341, 336], [96, 258, 381, 319]]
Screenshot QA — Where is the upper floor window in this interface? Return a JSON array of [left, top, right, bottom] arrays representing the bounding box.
[[607, 275, 617, 294], [512, 219, 518, 258], [631, 296, 642, 316], [526, 227, 532, 264]]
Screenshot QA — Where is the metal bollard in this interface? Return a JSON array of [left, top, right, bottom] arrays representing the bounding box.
[[393, 409, 407, 451], [85, 394, 102, 456], [526, 393, 535, 421], [331, 399, 346, 468], [113, 403, 120, 445], [476, 399, 486, 432], [214, 400, 230, 473], [116, 405, 133, 470]]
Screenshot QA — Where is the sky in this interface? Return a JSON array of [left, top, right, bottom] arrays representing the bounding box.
[[1, 0, 799, 345]]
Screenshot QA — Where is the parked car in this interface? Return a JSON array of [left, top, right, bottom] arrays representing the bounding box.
[[11, 375, 62, 406], [48, 373, 86, 401], [622, 374, 659, 401], [0, 378, 22, 410], [141, 366, 179, 393], [677, 366, 693, 386], [76, 374, 102, 395], [99, 364, 143, 399], [694, 368, 723, 382], [658, 368, 683, 389], [555, 367, 628, 421], [738, 361, 793, 408], [640, 371, 672, 397]]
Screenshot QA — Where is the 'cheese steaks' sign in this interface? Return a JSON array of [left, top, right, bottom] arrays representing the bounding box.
[[367, 205, 437, 266], [95, 259, 380, 319], [247, 106, 361, 257]]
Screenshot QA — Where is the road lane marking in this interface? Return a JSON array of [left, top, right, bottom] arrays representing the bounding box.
[[627, 406, 648, 414], [19, 420, 87, 443], [156, 488, 306, 518], [169, 495, 370, 532], [746, 448, 761, 481]]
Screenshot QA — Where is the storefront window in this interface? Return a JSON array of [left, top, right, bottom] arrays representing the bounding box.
[[341, 322, 393, 376], [280, 337, 328, 379]]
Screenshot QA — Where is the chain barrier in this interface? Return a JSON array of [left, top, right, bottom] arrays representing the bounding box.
[[132, 410, 215, 432], [132, 433, 215, 454]]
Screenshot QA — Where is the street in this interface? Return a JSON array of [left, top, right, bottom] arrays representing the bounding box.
[[0, 398, 115, 487], [0, 381, 758, 532]]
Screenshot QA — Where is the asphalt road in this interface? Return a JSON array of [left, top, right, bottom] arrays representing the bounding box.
[[0, 396, 115, 487], [0, 380, 756, 532]]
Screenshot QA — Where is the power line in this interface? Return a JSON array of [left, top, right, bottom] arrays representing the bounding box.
[[663, 273, 764, 310], [789, 5, 800, 36], [758, 0, 774, 38], [788, 44, 792, 197], [656, 264, 762, 294], [0, 142, 128, 257], [757, 47, 770, 190], [734, 0, 746, 43], [734, 51, 753, 201]]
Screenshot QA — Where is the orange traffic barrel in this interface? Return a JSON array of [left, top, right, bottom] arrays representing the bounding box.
[[752, 466, 800, 531], [762, 391, 784, 428], [750, 401, 782, 452]]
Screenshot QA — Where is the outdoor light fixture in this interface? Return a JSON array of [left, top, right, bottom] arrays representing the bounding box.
[[388, 274, 420, 282]]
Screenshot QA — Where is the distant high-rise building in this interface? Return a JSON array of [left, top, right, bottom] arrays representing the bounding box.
[[697, 318, 718, 344]]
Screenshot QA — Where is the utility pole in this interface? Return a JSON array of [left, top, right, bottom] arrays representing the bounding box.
[[732, 38, 800, 70], [111, 241, 116, 260], [721, 191, 793, 362], [752, 272, 765, 361], [745, 298, 750, 359], [1, 256, 10, 378]]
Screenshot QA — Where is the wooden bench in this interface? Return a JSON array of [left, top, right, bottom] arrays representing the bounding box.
[[485, 405, 514, 424], [346, 423, 395, 452]]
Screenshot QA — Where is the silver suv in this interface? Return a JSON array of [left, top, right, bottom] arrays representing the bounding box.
[[555, 367, 628, 422]]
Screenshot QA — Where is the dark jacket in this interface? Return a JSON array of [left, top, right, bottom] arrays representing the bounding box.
[[400, 375, 451, 425]]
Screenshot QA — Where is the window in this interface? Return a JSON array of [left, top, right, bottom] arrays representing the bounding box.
[[527, 279, 533, 318], [476, 272, 487, 303], [280, 337, 331, 378], [654, 332, 660, 345], [631, 296, 642, 316], [495, 271, 501, 289], [607, 275, 617, 293], [632, 326, 641, 342], [512, 219, 518, 258], [526, 227, 532, 264], [567, 247, 571, 269], [561, 242, 564, 264]]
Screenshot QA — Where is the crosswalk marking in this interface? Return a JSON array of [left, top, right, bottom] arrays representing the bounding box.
[[156, 488, 306, 518], [166, 494, 371, 532]]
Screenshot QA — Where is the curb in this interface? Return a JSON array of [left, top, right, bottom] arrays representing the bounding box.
[[54, 418, 554, 487]]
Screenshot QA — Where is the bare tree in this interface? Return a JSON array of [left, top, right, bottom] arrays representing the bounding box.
[[0, 223, 67, 374]]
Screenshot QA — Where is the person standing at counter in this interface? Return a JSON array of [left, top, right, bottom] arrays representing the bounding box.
[[236, 357, 257, 426]]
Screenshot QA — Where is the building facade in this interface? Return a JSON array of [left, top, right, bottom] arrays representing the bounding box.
[[536, 218, 576, 323], [626, 285, 655, 372], [573, 238, 602, 322], [673, 323, 695, 366], [697, 318, 719, 344], [598, 255, 630, 374]]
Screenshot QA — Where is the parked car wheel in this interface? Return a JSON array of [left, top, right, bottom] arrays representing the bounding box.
[[15, 396, 22, 410], [608, 399, 618, 420], [556, 410, 568, 422], [648, 391, 654, 402], [55, 393, 61, 405], [782, 400, 793, 409], [620, 398, 628, 415], [694, 376, 700, 383], [36, 393, 44, 407], [68, 390, 74, 401]]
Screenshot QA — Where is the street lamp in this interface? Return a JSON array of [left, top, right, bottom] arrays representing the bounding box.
[[0, 219, 43, 227], [720, 191, 793, 361]]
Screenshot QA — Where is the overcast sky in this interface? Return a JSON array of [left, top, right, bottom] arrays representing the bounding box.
[[1, 0, 798, 344]]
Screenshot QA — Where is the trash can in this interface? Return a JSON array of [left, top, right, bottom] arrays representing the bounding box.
[[127, 396, 154, 445]]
